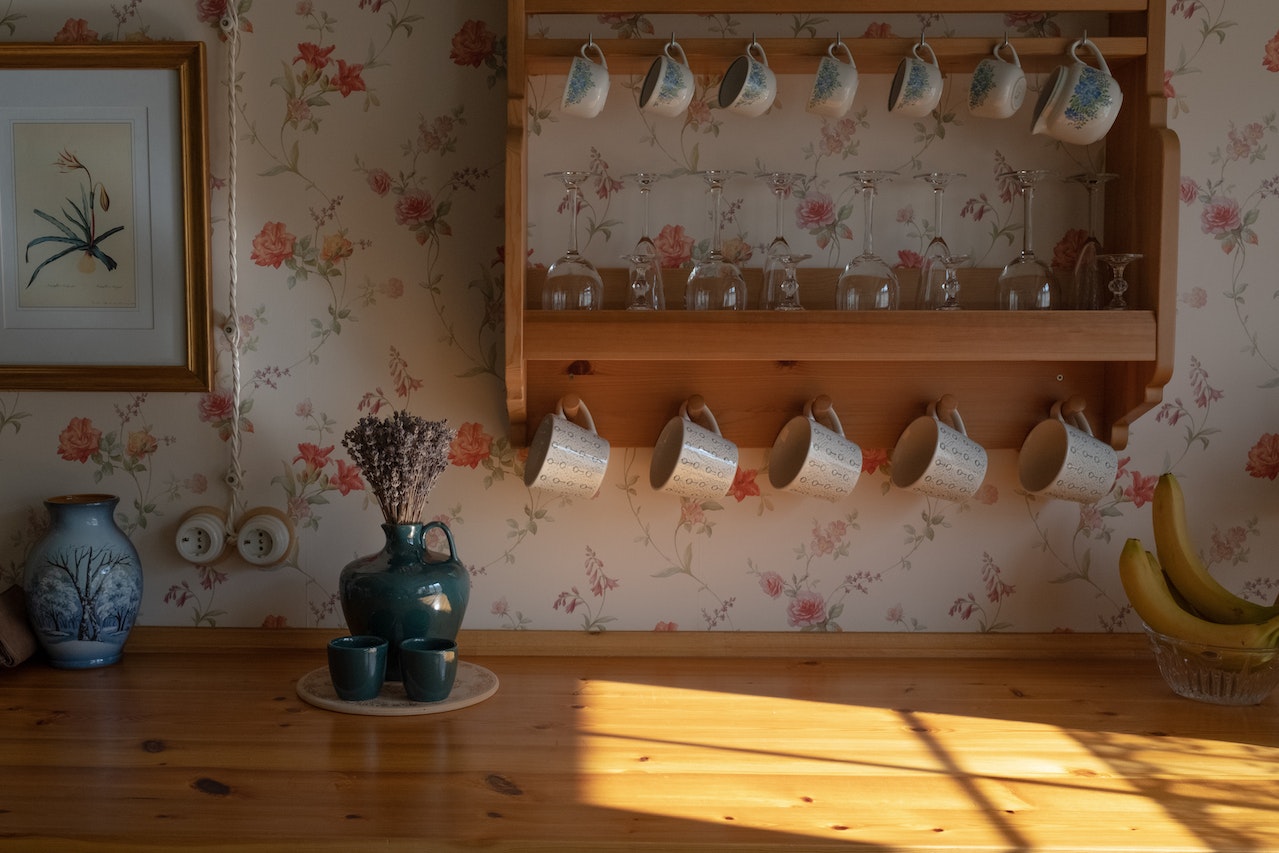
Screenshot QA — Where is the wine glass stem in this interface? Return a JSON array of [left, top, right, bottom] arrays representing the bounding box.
[[774, 188, 785, 243], [1086, 183, 1100, 240], [567, 184, 581, 256], [1021, 183, 1036, 258], [933, 186, 945, 242], [640, 185, 652, 241], [710, 182, 724, 257], [862, 184, 876, 256]]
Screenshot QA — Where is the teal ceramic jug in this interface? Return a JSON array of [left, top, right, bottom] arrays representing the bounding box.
[[338, 521, 469, 681]]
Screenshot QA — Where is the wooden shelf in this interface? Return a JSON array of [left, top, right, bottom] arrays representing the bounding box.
[[505, 1, 1177, 452]]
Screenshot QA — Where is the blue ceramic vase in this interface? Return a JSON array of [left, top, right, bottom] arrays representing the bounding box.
[[339, 521, 469, 681], [23, 494, 143, 669]]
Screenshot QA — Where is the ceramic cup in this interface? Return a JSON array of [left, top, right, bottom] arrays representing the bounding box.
[[890, 395, 989, 502], [717, 40, 776, 117], [640, 38, 695, 118], [650, 395, 739, 501], [969, 40, 1026, 119], [327, 635, 387, 702], [888, 40, 943, 117], [1018, 397, 1119, 503], [399, 637, 458, 703], [561, 39, 609, 118], [1031, 37, 1123, 145], [524, 394, 610, 499], [806, 38, 859, 118], [769, 395, 863, 502]]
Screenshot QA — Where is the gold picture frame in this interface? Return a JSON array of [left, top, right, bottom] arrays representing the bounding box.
[[0, 42, 211, 391]]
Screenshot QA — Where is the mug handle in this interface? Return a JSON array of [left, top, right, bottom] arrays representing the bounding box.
[[1071, 36, 1110, 76], [666, 38, 688, 66], [928, 393, 966, 436], [421, 520, 458, 565], [995, 37, 1020, 67], [913, 40, 938, 66], [829, 37, 853, 65], [681, 394, 722, 436], [558, 393, 599, 435], [806, 394, 845, 438], [748, 39, 768, 66], [582, 37, 607, 68], [1051, 394, 1092, 436]]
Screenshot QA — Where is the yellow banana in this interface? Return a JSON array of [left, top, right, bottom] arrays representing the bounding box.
[[1118, 538, 1279, 649], [1151, 473, 1279, 623]]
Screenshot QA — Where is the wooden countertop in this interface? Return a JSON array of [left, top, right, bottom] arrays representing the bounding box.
[[2, 628, 1277, 852]]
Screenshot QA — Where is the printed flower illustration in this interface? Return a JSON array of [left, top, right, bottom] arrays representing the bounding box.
[[1264, 30, 1279, 72], [25, 150, 125, 286], [1246, 433, 1279, 480]]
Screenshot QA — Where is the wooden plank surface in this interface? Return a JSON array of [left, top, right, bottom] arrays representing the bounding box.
[[2, 628, 1276, 852]]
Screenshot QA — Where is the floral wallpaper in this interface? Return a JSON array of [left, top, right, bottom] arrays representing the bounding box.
[[0, 1, 1275, 636]]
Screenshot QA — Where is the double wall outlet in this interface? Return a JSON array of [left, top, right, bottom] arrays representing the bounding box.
[[175, 505, 296, 568]]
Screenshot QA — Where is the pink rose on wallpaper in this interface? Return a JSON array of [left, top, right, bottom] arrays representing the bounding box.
[[795, 191, 835, 229], [366, 168, 392, 196], [294, 42, 335, 74], [654, 224, 694, 268], [758, 571, 785, 599], [126, 430, 158, 461], [1053, 227, 1088, 270], [261, 614, 289, 628], [250, 222, 296, 268], [861, 448, 889, 474], [728, 468, 760, 502], [897, 250, 923, 269], [332, 60, 366, 97], [395, 189, 435, 227], [1246, 433, 1279, 479], [198, 390, 235, 423], [1264, 31, 1279, 72], [862, 22, 894, 38], [451, 20, 497, 68], [1180, 177, 1199, 204], [54, 18, 98, 43], [57, 417, 101, 463], [1180, 286, 1208, 308], [973, 483, 999, 505], [653, 621, 678, 631], [1200, 196, 1241, 236], [448, 422, 493, 468], [331, 460, 365, 496], [787, 590, 827, 627]]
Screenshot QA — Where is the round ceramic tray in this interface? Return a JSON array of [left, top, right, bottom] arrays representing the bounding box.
[[296, 661, 498, 716]]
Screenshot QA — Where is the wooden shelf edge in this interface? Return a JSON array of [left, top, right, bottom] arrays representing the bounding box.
[[524, 0, 1149, 14]]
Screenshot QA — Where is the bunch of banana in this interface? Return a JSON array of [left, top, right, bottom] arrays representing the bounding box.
[[1119, 538, 1279, 649], [1151, 472, 1279, 623]]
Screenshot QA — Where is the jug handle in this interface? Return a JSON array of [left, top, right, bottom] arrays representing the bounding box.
[[421, 520, 458, 565]]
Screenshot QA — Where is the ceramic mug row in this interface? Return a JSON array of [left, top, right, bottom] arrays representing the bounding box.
[[563, 34, 1121, 145], [524, 392, 1119, 506]]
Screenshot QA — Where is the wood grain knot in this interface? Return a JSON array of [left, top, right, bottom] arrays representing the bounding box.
[[193, 777, 232, 797], [566, 360, 593, 376], [485, 774, 523, 796], [141, 739, 166, 753]]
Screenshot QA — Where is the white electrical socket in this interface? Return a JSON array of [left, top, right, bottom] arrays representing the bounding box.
[[175, 506, 229, 565], [235, 507, 296, 567]]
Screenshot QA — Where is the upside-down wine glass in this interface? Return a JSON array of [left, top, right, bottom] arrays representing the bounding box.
[[772, 252, 810, 311], [836, 170, 900, 310], [997, 169, 1058, 310], [936, 253, 970, 310], [627, 171, 665, 310], [542, 170, 603, 310], [915, 171, 965, 310], [621, 252, 659, 311], [686, 170, 747, 311], [1097, 252, 1142, 310], [1066, 171, 1118, 310], [758, 171, 803, 310]]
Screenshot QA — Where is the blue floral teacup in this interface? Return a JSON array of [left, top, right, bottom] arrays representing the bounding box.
[[888, 39, 943, 118], [969, 39, 1026, 119], [806, 38, 858, 118], [1031, 37, 1122, 145], [561, 39, 609, 119]]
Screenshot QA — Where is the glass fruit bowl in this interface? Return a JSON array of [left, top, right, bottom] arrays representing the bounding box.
[[1143, 624, 1279, 705]]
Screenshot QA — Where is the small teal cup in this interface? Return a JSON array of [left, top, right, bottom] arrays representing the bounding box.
[[400, 638, 458, 703], [327, 635, 387, 701]]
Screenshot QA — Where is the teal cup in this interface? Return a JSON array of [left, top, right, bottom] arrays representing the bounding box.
[[327, 635, 387, 701], [400, 638, 458, 702]]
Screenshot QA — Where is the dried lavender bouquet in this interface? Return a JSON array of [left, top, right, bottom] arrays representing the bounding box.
[[341, 411, 456, 525]]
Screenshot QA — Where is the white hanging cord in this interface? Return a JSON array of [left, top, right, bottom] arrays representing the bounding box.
[[219, 7, 247, 534]]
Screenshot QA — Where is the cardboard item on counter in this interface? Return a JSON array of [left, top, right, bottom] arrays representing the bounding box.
[[0, 584, 37, 668]]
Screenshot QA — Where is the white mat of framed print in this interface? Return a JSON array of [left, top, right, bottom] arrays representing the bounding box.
[[0, 43, 211, 391]]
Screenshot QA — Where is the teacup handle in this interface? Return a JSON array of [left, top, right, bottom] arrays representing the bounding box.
[[828, 37, 853, 65], [681, 394, 722, 436], [994, 37, 1020, 67], [806, 394, 845, 438], [913, 40, 938, 67], [1070, 36, 1109, 76], [748, 39, 768, 66], [557, 393, 598, 435], [1051, 394, 1092, 436], [927, 393, 966, 436], [582, 37, 606, 68], [665, 38, 688, 66]]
